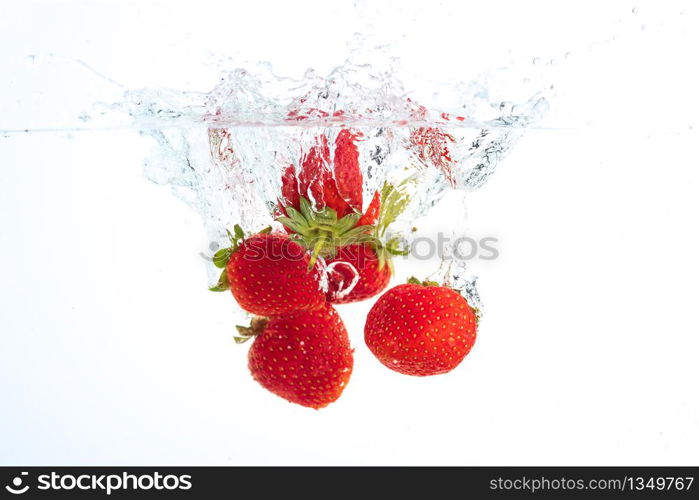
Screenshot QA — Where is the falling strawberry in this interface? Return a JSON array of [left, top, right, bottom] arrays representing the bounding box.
[[209, 226, 326, 316], [407, 98, 458, 186], [364, 277, 478, 376], [324, 180, 414, 302], [240, 305, 354, 409], [278, 133, 412, 303], [410, 126, 457, 186], [280, 129, 376, 221]]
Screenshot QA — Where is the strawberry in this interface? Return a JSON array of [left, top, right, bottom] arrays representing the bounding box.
[[240, 306, 354, 409], [322, 181, 413, 303], [278, 135, 413, 303], [407, 98, 458, 186], [280, 129, 369, 220], [410, 126, 457, 186], [209, 226, 326, 316], [364, 277, 478, 376], [332, 128, 365, 213]]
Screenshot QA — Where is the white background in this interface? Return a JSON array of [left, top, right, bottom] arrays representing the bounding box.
[[1, 0, 698, 465]]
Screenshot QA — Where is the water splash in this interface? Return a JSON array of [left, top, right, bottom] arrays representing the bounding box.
[[427, 259, 483, 314], [126, 59, 548, 296]]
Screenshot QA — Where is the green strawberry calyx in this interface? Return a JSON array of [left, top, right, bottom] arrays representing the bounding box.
[[276, 197, 374, 270], [407, 276, 441, 287], [234, 316, 269, 344], [208, 224, 272, 292], [277, 179, 414, 271]]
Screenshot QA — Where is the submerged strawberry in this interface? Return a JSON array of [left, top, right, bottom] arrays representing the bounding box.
[[410, 127, 457, 186], [278, 134, 412, 304], [241, 305, 354, 409], [324, 181, 412, 303], [407, 99, 458, 186], [364, 277, 478, 376], [280, 129, 376, 221], [209, 226, 326, 316]]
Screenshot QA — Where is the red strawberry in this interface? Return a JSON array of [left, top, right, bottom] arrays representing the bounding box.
[[209, 226, 326, 316], [407, 98, 457, 186], [326, 243, 392, 304], [279, 129, 381, 226], [277, 180, 411, 305], [277, 131, 413, 304], [280, 130, 364, 219], [364, 278, 478, 376], [332, 129, 364, 212], [410, 127, 457, 186], [242, 306, 354, 409]]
